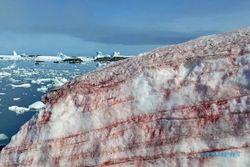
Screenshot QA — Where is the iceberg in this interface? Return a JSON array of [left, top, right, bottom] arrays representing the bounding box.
[[8, 106, 29, 114]]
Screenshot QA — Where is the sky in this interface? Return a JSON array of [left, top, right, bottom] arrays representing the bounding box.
[[0, 0, 250, 56]]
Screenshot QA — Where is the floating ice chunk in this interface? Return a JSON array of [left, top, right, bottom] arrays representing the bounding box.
[[28, 101, 45, 111], [96, 62, 107, 67], [8, 106, 29, 114], [9, 78, 21, 84], [0, 55, 21, 61], [35, 56, 62, 62], [0, 72, 11, 78], [37, 86, 48, 93], [53, 77, 68, 87], [31, 78, 51, 85], [0, 93, 5, 96], [2, 64, 16, 70], [46, 84, 53, 88], [13, 98, 21, 101], [0, 134, 8, 141], [11, 83, 31, 88], [8, 101, 45, 114]]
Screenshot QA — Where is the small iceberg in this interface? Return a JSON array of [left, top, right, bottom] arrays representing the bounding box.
[[13, 97, 21, 101], [34, 56, 62, 62], [9, 101, 45, 114], [29, 101, 45, 111], [11, 83, 31, 88], [0, 134, 8, 141], [37, 86, 48, 93], [8, 106, 30, 114], [93, 51, 132, 62], [31, 78, 51, 85]]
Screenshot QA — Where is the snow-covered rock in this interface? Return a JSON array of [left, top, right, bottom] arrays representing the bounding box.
[[1, 27, 250, 166]]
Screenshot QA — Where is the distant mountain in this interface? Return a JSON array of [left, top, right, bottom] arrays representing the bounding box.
[[1, 27, 250, 166]]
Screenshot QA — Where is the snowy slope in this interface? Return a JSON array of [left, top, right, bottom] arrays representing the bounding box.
[[1, 27, 250, 166]]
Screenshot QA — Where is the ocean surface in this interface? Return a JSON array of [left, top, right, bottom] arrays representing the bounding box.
[[0, 60, 99, 146]]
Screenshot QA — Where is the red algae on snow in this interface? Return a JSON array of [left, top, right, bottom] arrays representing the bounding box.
[[1, 28, 250, 166]]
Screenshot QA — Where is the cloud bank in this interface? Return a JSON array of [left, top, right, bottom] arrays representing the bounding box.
[[0, 0, 249, 54]]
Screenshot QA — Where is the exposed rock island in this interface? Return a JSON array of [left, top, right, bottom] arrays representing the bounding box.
[[1, 27, 250, 166]]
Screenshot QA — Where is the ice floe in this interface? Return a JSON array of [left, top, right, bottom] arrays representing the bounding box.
[[8, 106, 30, 114], [11, 83, 31, 88], [53, 77, 68, 87], [13, 98, 21, 101], [8, 101, 45, 114], [34, 56, 62, 62], [28, 101, 45, 111], [31, 78, 51, 85], [9, 78, 21, 84], [0, 72, 11, 78], [37, 86, 49, 93], [0, 134, 8, 141]]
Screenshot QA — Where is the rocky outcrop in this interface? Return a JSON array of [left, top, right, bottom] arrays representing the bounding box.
[[1, 28, 250, 167]]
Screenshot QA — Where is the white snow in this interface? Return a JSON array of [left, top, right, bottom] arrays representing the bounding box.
[[132, 71, 164, 112]]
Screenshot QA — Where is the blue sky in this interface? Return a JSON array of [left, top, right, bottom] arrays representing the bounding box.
[[0, 0, 250, 55]]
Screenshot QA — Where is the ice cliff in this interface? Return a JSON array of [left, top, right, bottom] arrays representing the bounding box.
[[1, 27, 250, 166]]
